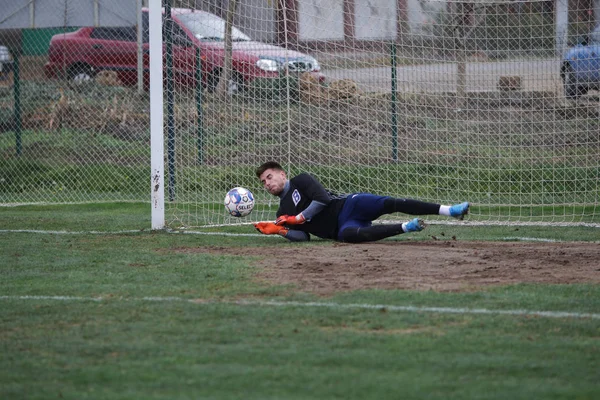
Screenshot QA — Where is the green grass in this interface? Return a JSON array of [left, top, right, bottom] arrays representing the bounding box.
[[0, 202, 150, 231], [1, 203, 600, 399], [3, 297, 598, 400]]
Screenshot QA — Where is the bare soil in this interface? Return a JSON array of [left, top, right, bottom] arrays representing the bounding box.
[[178, 241, 600, 295]]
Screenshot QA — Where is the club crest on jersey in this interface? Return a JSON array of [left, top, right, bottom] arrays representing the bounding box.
[[292, 189, 301, 206]]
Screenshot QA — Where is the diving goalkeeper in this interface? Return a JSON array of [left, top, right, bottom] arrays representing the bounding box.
[[253, 161, 470, 243]]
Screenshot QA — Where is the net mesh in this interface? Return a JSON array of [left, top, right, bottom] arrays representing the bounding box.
[[1, 0, 598, 227]]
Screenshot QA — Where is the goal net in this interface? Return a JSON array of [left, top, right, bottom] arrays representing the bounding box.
[[0, 0, 598, 228]]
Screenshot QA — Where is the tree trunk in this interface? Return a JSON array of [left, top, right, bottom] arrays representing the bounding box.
[[217, 0, 238, 97]]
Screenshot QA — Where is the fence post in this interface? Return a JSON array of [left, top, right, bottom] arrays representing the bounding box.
[[390, 41, 398, 162], [164, 0, 175, 201], [196, 47, 203, 165], [13, 52, 21, 157]]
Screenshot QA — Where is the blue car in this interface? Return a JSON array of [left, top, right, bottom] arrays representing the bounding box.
[[561, 26, 600, 99]]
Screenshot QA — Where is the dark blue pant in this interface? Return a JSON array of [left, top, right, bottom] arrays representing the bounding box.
[[337, 193, 389, 240]]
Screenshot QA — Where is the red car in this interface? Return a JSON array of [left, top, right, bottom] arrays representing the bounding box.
[[44, 8, 324, 91]]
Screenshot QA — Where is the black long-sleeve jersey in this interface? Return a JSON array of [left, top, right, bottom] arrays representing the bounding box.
[[277, 173, 347, 240]]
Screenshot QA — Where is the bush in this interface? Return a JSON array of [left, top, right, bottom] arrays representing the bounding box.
[[245, 74, 299, 102]]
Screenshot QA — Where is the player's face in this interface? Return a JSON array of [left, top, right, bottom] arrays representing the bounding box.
[[259, 168, 287, 196]]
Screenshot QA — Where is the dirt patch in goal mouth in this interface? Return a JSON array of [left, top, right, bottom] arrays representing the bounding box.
[[175, 241, 600, 294]]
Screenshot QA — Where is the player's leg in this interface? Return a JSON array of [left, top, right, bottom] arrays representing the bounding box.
[[338, 218, 425, 243], [336, 194, 425, 242], [383, 198, 470, 220], [340, 193, 394, 222], [444, 202, 470, 220]]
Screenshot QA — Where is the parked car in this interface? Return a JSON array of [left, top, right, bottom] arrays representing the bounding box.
[[44, 8, 324, 92], [561, 25, 600, 99], [0, 45, 13, 78]]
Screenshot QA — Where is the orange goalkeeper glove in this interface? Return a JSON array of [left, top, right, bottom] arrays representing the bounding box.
[[275, 213, 306, 226], [254, 222, 289, 236]]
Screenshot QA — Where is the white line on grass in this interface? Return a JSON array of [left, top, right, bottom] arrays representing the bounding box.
[[501, 237, 560, 242], [166, 230, 272, 237], [0, 229, 270, 237], [0, 295, 104, 301], [1, 295, 598, 320], [0, 229, 145, 235]]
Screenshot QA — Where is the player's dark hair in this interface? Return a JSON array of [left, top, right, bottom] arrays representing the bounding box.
[[256, 161, 284, 178]]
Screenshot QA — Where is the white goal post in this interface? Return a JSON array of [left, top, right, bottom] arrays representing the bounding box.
[[149, 0, 165, 230]]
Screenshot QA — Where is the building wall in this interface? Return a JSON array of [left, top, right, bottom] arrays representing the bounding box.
[[5, 0, 600, 56], [354, 0, 396, 40], [297, 0, 345, 40], [236, 0, 277, 42], [0, 0, 137, 29]]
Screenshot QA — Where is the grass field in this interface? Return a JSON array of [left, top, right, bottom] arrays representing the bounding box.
[[1, 203, 599, 399]]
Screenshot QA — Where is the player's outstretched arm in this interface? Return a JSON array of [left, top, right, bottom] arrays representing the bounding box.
[[274, 200, 327, 227], [275, 213, 306, 226], [254, 222, 288, 236], [254, 222, 309, 242]]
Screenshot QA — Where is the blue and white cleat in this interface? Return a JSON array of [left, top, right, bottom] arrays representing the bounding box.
[[405, 218, 426, 232], [449, 202, 470, 220]]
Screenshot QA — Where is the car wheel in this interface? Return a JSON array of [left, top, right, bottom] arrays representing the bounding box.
[[205, 69, 219, 93], [226, 73, 246, 94], [563, 64, 587, 99], [206, 69, 244, 94], [68, 64, 94, 84]]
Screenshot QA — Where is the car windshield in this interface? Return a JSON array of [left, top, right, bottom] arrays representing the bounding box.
[[176, 12, 251, 42]]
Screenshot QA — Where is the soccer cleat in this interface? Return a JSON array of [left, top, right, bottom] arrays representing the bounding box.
[[449, 202, 470, 220], [404, 218, 426, 232]]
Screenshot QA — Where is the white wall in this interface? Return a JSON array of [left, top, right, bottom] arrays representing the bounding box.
[[0, 0, 138, 28], [355, 0, 396, 39], [296, 0, 439, 41], [298, 0, 345, 40], [236, 0, 276, 42]]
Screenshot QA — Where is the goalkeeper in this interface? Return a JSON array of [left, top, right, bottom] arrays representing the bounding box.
[[253, 161, 470, 243]]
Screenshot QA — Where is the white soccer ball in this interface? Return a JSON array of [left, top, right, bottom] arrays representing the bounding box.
[[224, 187, 255, 217]]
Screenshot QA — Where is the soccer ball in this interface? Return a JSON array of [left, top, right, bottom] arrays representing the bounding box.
[[224, 187, 255, 217]]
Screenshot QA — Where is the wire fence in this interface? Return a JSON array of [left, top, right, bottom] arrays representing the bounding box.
[[0, 0, 598, 227]]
